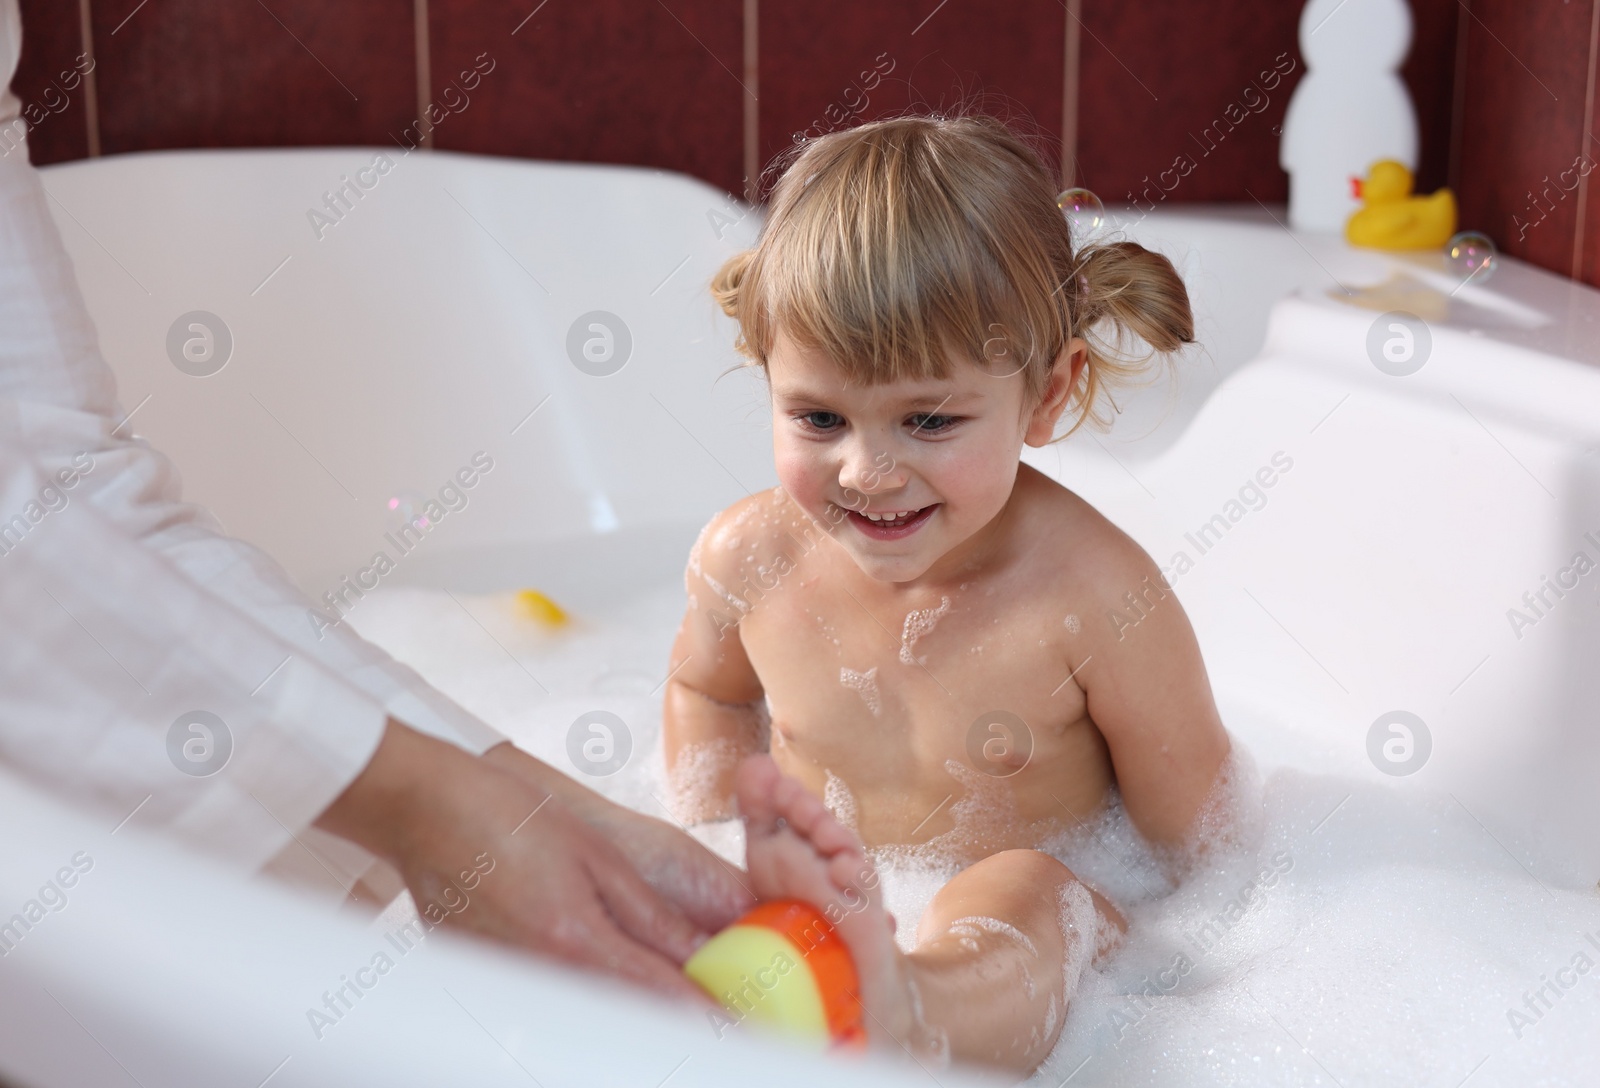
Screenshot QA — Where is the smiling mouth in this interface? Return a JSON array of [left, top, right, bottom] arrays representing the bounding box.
[[841, 503, 939, 539]]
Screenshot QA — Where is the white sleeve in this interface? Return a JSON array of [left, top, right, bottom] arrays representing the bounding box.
[[0, 6, 504, 879], [0, 448, 391, 873], [0, 130, 505, 760]]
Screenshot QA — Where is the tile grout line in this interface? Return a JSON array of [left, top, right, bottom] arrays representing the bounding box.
[[77, 0, 100, 156], [414, 0, 433, 150], [1571, 0, 1600, 281], [742, 0, 759, 201], [1062, 0, 1081, 187]]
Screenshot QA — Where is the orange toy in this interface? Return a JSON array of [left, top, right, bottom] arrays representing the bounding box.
[[684, 899, 865, 1049]]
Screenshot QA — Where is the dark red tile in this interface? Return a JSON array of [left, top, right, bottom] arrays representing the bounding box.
[[92, 0, 416, 154], [429, 0, 744, 197], [11, 0, 91, 164], [1076, 0, 1301, 205], [759, 0, 1066, 190], [1456, 0, 1593, 278], [1403, 0, 1462, 195]]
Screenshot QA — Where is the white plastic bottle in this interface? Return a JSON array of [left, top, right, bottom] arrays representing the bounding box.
[[1280, 0, 1420, 232]]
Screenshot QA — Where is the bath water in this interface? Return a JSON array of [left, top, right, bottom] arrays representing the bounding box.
[[346, 582, 1600, 1086]]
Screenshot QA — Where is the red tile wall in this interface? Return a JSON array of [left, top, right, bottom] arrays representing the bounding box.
[[428, 0, 744, 197], [6, 1, 1599, 287], [11, 0, 91, 163], [1455, 0, 1596, 283], [1405, 0, 1463, 196], [1073, 0, 1459, 208], [1075, 1, 1301, 206], [757, 0, 1065, 191], [90, 0, 416, 155]]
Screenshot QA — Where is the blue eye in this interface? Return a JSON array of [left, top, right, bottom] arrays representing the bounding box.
[[798, 411, 843, 431], [908, 413, 957, 433]]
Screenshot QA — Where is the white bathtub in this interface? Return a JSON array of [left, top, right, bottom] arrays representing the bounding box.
[[15, 146, 1600, 1083], [2, 148, 999, 1088]]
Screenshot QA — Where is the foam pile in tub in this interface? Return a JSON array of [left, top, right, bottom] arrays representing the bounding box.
[[347, 584, 1600, 1086]]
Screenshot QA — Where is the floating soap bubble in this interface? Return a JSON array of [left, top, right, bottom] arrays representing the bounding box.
[[1056, 187, 1105, 242], [386, 493, 431, 530], [1445, 230, 1497, 284]]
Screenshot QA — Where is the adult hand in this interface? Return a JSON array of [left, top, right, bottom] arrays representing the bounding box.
[[482, 741, 754, 934], [316, 719, 711, 999]]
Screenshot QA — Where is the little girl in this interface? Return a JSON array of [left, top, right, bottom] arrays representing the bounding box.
[[663, 114, 1232, 1075]]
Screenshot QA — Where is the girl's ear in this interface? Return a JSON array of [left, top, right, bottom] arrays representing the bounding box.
[[1024, 338, 1088, 446]]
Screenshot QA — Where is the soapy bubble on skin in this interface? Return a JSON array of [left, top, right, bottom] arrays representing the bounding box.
[[1134, 740, 1268, 885], [685, 525, 751, 615], [666, 737, 742, 821], [910, 760, 1041, 861], [823, 768, 860, 833], [873, 757, 1176, 904], [346, 582, 1600, 1087], [931, 914, 1049, 1040], [947, 915, 1041, 960], [951, 933, 982, 954], [905, 973, 952, 1068], [899, 596, 951, 665], [1055, 881, 1098, 1004], [840, 665, 882, 716], [698, 569, 752, 615]]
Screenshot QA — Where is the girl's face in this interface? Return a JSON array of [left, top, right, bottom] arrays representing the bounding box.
[[767, 330, 1085, 586]]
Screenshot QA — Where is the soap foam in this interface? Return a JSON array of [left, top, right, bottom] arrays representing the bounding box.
[[1055, 880, 1098, 1003], [823, 769, 859, 833], [348, 581, 1600, 1087], [946, 915, 1041, 960], [839, 665, 881, 716], [666, 737, 741, 821], [899, 596, 951, 665]]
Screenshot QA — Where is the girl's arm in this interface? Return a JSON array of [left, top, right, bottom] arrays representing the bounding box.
[[1071, 523, 1233, 857], [662, 515, 768, 823]]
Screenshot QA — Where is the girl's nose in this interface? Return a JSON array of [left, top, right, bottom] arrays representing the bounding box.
[[838, 441, 907, 497]]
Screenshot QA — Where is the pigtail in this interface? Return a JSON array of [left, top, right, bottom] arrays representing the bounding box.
[[711, 249, 753, 322], [710, 248, 760, 367], [1061, 241, 1195, 436]]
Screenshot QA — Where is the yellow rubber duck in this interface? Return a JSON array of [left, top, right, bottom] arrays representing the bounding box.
[[1344, 160, 1457, 250], [516, 588, 570, 628]]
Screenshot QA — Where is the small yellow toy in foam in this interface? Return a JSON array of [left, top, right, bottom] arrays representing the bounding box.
[[684, 899, 865, 1049], [515, 589, 569, 628], [1345, 160, 1458, 250]]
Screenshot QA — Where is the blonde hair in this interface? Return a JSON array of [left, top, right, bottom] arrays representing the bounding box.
[[711, 114, 1194, 436]]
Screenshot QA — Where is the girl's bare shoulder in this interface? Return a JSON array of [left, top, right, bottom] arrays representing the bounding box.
[[1013, 464, 1164, 595], [687, 488, 816, 587]]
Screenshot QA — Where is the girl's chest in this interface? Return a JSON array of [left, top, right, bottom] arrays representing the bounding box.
[[741, 583, 1092, 781]]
